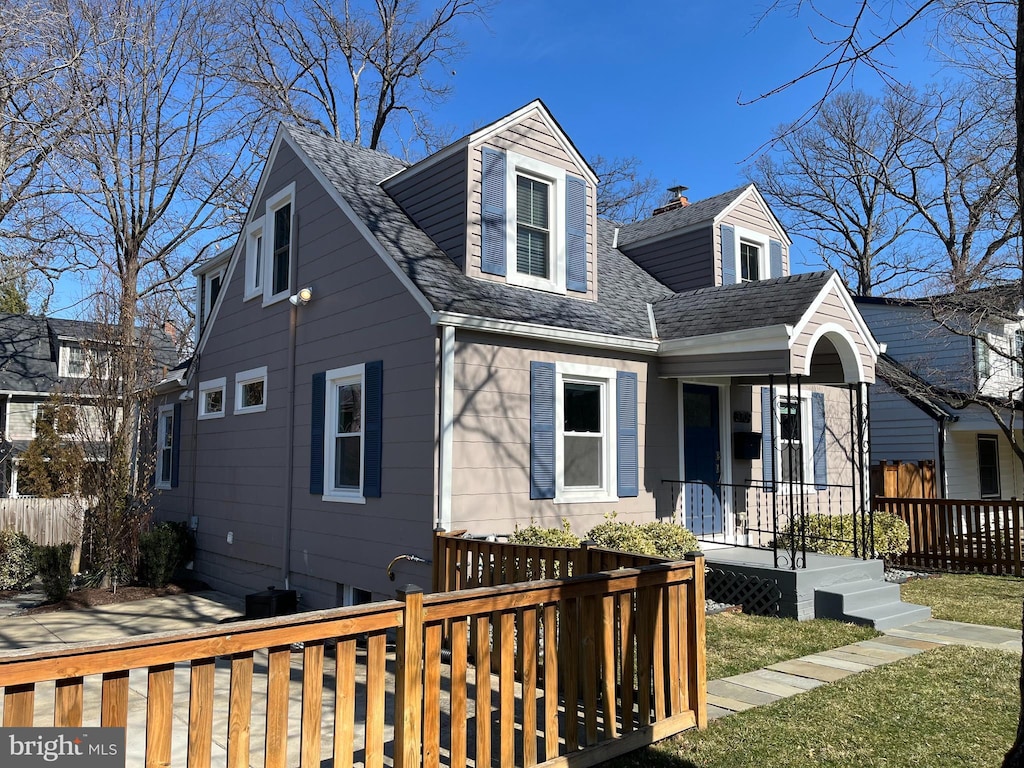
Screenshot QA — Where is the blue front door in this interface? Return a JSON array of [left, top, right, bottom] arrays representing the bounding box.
[[682, 384, 723, 535]]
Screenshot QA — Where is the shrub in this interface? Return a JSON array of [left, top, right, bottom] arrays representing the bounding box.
[[586, 514, 701, 560], [640, 522, 700, 559], [34, 543, 74, 602], [137, 521, 195, 588], [508, 519, 580, 548], [777, 511, 909, 560], [0, 529, 37, 589]]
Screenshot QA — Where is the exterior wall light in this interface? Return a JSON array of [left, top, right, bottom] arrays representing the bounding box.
[[289, 287, 313, 306]]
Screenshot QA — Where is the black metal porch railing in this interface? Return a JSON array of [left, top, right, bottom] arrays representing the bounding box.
[[664, 479, 875, 569]]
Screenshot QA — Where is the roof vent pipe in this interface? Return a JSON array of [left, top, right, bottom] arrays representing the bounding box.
[[612, 227, 619, 249]]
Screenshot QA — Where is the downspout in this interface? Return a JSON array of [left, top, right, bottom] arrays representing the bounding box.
[[938, 416, 948, 499], [282, 302, 297, 589], [436, 325, 455, 531]]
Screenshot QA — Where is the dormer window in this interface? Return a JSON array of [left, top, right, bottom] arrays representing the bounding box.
[[59, 341, 110, 379], [261, 183, 295, 306], [516, 174, 551, 278], [480, 147, 588, 295], [740, 242, 760, 282], [200, 268, 224, 331]]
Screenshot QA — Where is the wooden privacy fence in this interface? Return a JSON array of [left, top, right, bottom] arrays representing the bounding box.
[[0, 558, 707, 768], [875, 497, 1023, 576], [0, 496, 86, 571], [870, 460, 936, 499]]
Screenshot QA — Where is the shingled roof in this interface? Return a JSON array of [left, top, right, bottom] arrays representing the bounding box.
[[615, 185, 750, 248], [286, 126, 674, 340], [651, 271, 836, 340]]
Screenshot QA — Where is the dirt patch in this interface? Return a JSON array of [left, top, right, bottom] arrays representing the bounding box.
[[19, 577, 211, 615]]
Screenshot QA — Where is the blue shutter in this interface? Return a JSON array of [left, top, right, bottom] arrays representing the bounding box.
[[364, 360, 383, 498], [530, 362, 556, 499], [769, 239, 783, 278], [480, 147, 507, 276], [565, 175, 587, 292], [720, 224, 736, 285], [761, 386, 774, 489], [310, 372, 326, 494], [812, 392, 828, 490], [170, 402, 182, 488], [616, 371, 639, 497]]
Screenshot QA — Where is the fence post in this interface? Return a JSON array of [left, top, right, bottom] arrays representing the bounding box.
[[576, 540, 596, 577], [684, 552, 708, 729], [394, 585, 424, 768]]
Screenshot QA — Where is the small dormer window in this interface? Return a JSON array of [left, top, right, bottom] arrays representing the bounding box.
[[516, 174, 551, 278], [60, 342, 109, 379], [740, 242, 760, 282]]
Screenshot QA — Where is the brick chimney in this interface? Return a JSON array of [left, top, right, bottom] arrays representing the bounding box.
[[652, 185, 690, 216]]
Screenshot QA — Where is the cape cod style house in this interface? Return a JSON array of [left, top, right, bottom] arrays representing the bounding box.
[[153, 101, 883, 611]]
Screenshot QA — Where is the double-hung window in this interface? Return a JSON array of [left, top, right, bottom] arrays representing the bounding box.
[[516, 174, 551, 278], [1013, 330, 1023, 379], [555, 363, 617, 503], [978, 434, 1000, 498], [156, 405, 175, 489], [313, 361, 383, 503], [740, 242, 760, 282], [262, 184, 295, 305], [777, 397, 809, 485], [244, 218, 264, 300], [327, 367, 364, 498], [761, 388, 828, 491]]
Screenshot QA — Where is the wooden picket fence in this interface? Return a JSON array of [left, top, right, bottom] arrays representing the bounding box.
[[870, 460, 936, 499], [0, 496, 86, 571], [0, 556, 707, 767], [875, 496, 1024, 576]]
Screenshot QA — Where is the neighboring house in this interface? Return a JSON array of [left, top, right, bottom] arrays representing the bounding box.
[[0, 313, 177, 497], [857, 287, 1024, 499], [153, 100, 881, 608]]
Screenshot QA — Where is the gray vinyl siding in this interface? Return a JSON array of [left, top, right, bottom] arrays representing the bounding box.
[[160, 142, 438, 609], [386, 149, 469, 269], [716, 195, 789, 284], [945, 428, 1024, 499], [621, 227, 714, 292], [448, 330, 678, 538], [858, 302, 973, 391], [866, 382, 939, 464]]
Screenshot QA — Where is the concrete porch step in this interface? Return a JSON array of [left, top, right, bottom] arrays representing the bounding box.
[[815, 579, 931, 630]]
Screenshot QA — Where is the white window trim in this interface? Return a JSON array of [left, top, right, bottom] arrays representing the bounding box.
[[244, 217, 265, 301], [554, 361, 617, 504], [504, 150, 567, 294], [234, 366, 268, 414], [775, 393, 815, 493], [198, 377, 226, 420], [156, 404, 174, 490], [730, 226, 769, 285], [6, 400, 38, 440], [323, 363, 366, 504], [263, 183, 296, 306]]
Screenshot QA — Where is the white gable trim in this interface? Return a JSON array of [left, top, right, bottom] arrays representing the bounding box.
[[469, 101, 599, 186], [280, 130, 437, 318], [713, 185, 792, 246], [799, 322, 867, 382], [792, 273, 880, 358]]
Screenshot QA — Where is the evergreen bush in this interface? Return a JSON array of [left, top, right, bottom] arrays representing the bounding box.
[[137, 521, 195, 587], [776, 511, 909, 560], [34, 543, 74, 602], [508, 519, 581, 548], [0, 529, 37, 589]]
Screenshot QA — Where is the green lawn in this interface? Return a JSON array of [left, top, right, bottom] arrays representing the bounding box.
[[705, 611, 878, 680], [606, 646, 1018, 768], [900, 573, 1024, 629]]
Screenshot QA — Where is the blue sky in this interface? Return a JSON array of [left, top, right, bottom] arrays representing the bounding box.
[[429, 0, 952, 272], [46, 1, 952, 318]]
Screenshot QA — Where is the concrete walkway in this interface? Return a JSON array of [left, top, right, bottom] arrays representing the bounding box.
[[707, 618, 1022, 720]]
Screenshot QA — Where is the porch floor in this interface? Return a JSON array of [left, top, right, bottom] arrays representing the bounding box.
[[702, 546, 930, 627]]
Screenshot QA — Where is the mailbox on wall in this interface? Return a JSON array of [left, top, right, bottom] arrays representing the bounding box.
[[734, 432, 762, 460]]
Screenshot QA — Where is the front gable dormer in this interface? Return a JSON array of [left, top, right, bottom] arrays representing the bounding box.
[[385, 100, 599, 301], [617, 184, 791, 293]]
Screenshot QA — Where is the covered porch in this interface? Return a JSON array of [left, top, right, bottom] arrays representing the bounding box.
[[649, 273, 927, 626]]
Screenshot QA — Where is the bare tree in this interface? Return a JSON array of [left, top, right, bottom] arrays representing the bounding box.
[[592, 154, 661, 224], [238, 0, 490, 155], [750, 89, 923, 296], [0, 0, 88, 300], [754, 3, 1024, 764]]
